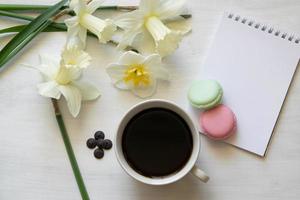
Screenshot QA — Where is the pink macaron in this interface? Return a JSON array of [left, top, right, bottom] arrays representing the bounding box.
[[200, 104, 237, 140]]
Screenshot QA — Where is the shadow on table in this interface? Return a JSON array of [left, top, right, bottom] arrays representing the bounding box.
[[131, 174, 213, 200]]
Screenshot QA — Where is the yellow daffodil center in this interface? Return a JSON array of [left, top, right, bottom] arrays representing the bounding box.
[[55, 66, 72, 85], [123, 64, 151, 87], [67, 59, 77, 65], [65, 59, 77, 68]]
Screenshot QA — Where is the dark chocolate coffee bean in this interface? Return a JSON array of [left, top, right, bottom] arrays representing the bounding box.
[[102, 139, 113, 150], [94, 148, 104, 159], [94, 131, 105, 140], [96, 139, 104, 149], [86, 138, 97, 149]]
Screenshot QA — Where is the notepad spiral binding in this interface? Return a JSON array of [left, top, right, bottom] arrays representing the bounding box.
[[227, 13, 299, 44]]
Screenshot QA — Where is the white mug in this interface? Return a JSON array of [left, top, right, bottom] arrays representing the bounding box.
[[114, 99, 209, 185]]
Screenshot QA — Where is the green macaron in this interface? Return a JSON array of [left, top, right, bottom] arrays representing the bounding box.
[[187, 80, 223, 109]]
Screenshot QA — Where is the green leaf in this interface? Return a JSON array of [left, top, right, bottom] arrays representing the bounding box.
[[0, 0, 68, 69], [0, 24, 98, 40], [1, 20, 52, 66], [51, 98, 90, 200], [0, 4, 66, 11], [0, 4, 122, 12], [0, 10, 68, 34], [0, 24, 66, 34], [0, 25, 25, 34], [0, 22, 98, 39], [0, 9, 34, 21]]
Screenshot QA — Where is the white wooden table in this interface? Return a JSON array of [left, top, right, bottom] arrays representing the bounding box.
[[0, 0, 300, 199]]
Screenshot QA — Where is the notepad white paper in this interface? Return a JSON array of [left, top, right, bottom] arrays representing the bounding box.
[[200, 13, 300, 156]]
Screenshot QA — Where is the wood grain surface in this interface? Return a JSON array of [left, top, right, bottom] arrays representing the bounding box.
[[0, 0, 299, 199]]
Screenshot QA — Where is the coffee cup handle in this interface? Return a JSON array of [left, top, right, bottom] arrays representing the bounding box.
[[190, 165, 209, 183]]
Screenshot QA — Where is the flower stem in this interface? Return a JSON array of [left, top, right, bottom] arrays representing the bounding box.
[[51, 99, 90, 200], [0, 5, 192, 19], [0, 4, 136, 11], [0, 3, 192, 18], [116, 6, 138, 11], [0, 9, 34, 21], [180, 14, 192, 19], [0, 4, 62, 11], [0, 10, 67, 30]]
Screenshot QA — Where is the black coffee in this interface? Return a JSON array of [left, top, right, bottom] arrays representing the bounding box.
[[122, 108, 193, 177]]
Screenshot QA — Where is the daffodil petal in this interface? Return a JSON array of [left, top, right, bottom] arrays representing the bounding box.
[[69, 0, 78, 10], [143, 54, 170, 80], [115, 80, 130, 90], [145, 16, 183, 56], [56, 66, 82, 83], [66, 35, 85, 50], [106, 64, 130, 90], [143, 54, 161, 67], [155, 31, 183, 57], [165, 16, 192, 35], [157, 0, 186, 20], [86, 0, 104, 13], [78, 26, 87, 48], [62, 46, 91, 69], [106, 64, 125, 81], [139, 0, 159, 14], [37, 81, 61, 99], [72, 81, 101, 101], [68, 67, 83, 80], [98, 19, 117, 43], [115, 14, 143, 50], [76, 52, 91, 69], [117, 29, 142, 50], [38, 54, 60, 79], [66, 25, 84, 49], [58, 85, 82, 117], [131, 78, 157, 98], [119, 51, 145, 65], [73, 0, 86, 15], [65, 17, 85, 48], [132, 29, 156, 55], [65, 16, 79, 27], [114, 11, 142, 30], [80, 14, 116, 43]]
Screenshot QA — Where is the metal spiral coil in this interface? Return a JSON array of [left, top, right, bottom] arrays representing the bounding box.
[[227, 13, 299, 44]]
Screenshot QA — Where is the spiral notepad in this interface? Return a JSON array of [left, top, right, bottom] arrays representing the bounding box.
[[200, 13, 300, 156]]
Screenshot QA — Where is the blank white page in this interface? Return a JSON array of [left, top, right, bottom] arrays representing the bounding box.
[[200, 13, 300, 156]]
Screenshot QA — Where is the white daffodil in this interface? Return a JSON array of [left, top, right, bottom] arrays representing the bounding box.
[[32, 51, 100, 117], [65, 0, 117, 48], [115, 0, 191, 57], [106, 51, 169, 98], [61, 45, 91, 69]]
